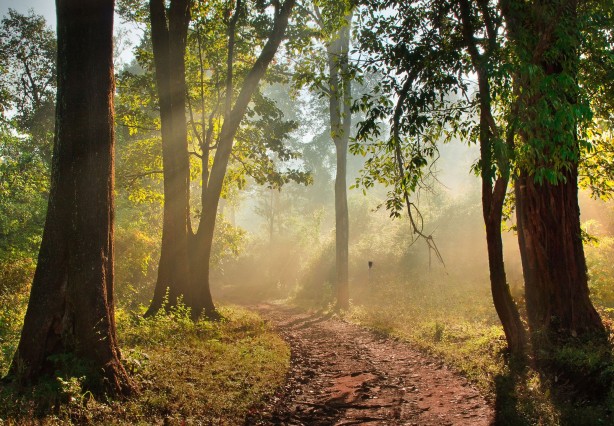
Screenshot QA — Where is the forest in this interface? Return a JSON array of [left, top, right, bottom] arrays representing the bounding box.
[[0, 0, 613, 424]]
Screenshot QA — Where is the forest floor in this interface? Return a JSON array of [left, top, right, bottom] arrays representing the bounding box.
[[247, 303, 494, 425]]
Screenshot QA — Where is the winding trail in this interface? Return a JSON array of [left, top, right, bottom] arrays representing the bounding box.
[[247, 304, 494, 425]]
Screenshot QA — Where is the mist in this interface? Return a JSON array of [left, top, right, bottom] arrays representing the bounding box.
[[201, 116, 613, 330], [212, 128, 500, 319]]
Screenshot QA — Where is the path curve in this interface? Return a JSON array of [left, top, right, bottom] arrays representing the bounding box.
[[246, 304, 494, 425]]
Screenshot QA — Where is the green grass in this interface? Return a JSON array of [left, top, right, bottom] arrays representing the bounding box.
[[0, 304, 290, 425]]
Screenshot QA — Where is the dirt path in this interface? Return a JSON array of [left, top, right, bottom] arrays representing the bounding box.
[[246, 304, 494, 425]]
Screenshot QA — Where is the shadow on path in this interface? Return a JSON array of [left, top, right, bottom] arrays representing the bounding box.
[[247, 303, 494, 425]]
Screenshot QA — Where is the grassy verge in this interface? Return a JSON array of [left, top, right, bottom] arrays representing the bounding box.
[[336, 278, 614, 425], [0, 304, 289, 425]]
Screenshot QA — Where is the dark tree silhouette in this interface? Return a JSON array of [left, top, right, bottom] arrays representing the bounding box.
[[145, 0, 192, 316], [145, 0, 297, 318]]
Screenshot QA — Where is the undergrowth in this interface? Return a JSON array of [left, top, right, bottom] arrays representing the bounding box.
[[0, 303, 289, 425], [0, 258, 34, 377]]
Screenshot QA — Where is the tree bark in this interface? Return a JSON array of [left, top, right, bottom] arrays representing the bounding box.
[[327, 11, 352, 311], [145, 0, 192, 316], [516, 167, 604, 337], [501, 0, 605, 339], [7, 0, 134, 396]]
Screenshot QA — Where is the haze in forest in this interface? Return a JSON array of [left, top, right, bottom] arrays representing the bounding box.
[[1, 1, 613, 423]]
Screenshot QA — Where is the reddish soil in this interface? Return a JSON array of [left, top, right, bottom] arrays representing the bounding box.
[[247, 304, 495, 425]]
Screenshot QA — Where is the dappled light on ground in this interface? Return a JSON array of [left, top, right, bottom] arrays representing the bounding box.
[[248, 304, 493, 425]]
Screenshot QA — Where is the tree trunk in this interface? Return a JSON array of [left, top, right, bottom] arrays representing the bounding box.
[[7, 0, 134, 396], [327, 11, 352, 311], [500, 0, 605, 340], [190, 214, 217, 318], [190, 0, 296, 318], [484, 177, 527, 355], [334, 135, 349, 310], [458, 0, 526, 354], [145, 0, 192, 316], [515, 166, 605, 337]]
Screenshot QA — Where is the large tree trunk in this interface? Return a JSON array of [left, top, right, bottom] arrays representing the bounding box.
[[500, 0, 605, 340], [327, 11, 352, 311], [190, 0, 296, 318], [7, 0, 134, 396], [515, 167, 604, 337], [145, 0, 192, 316]]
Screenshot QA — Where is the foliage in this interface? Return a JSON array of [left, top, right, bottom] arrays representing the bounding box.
[[114, 62, 164, 206], [292, 234, 335, 307], [580, 119, 614, 200], [114, 203, 248, 309], [0, 130, 49, 259], [288, 0, 355, 94], [115, 220, 161, 309], [0, 11, 54, 376], [211, 216, 247, 271], [497, 0, 614, 189], [586, 232, 614, 308], [286, 186, 493, 307], [1, 2, 614, 424], [346, 2, 484, 279], [0, 9, 56, 142], [0, 10, 55, 261], [0, 258, 32, 376], [218, 193, 331, 304], [350, 0, 614, 217], [577, 0, 614, 199], [116, 0, 310, 205]]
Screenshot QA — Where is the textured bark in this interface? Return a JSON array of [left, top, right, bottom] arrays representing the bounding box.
[[501, 0, 605, 339], [516, 167, 604, 337], [327, 11, 352, 311], [7, 0, 134, 396], [145, 0, 192, 316], [190, 0, 296, 318], [458, 0, 526, 354]]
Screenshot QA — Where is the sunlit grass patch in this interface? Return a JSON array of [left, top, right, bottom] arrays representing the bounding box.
[[348, 300, 507, 391], [0, 304, 290, 424], [346, 277, 614, 425]]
